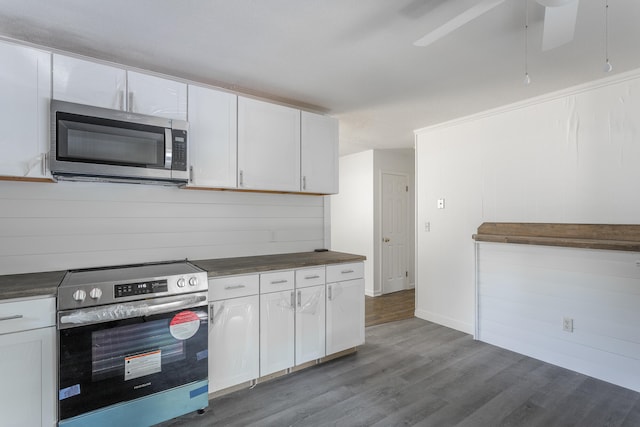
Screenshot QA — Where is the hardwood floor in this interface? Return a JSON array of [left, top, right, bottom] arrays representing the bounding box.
[[159, 318, 640, 427], [365, 288, 415, 327]]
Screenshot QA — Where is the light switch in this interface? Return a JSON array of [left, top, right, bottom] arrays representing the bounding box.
[[437, 198, 445, 209]]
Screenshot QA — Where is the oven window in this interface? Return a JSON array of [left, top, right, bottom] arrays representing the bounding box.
[[92, 318, 185, 382], [58, 308, 208, 421]]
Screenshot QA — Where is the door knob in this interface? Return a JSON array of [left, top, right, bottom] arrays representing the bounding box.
[[383, 237, 390, 242]]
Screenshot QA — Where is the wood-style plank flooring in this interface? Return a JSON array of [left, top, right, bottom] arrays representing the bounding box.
[[365, 288, 415, 327], [159, 318, 640, 427]]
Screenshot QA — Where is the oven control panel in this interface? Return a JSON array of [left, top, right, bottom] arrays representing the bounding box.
[[114, 280, 168, 298]]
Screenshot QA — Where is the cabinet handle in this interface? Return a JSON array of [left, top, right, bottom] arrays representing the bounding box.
[[270, 279, 288, 285], [189, 165, 194, 183], [302, 176, 307, 191], [328, 285, 332, 301], [239, 170, 244, 187], [128, 91, 134, 112], [209, 304, 214, 325], [118, 90, 124, 110], [341, 269, 354, 274], [0, 314, 23, 322], [224, 284, 246, 290], [297, 290, 301, 307], [41, 152, 47, 176], [304, 275, 320, 280], [290, 291, 295, 308]]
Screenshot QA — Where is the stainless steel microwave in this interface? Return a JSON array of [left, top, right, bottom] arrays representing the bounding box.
[[50, 100, 189, 185]]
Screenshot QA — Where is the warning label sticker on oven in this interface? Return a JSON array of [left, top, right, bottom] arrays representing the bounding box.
[[169, 310, 200, 340], [125, 349, 162, 381]]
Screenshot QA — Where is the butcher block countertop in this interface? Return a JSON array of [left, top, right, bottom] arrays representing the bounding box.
[[473, 222, 640, 252], [0, 251, 366, 301], [192, 251, 366, 278]]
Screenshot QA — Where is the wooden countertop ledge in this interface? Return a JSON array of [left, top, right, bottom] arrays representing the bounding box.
[[472, 223, 640, 252]]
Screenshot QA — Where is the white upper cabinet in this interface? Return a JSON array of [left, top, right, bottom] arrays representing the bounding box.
[[238, 96, 301, 192], [53, 56, 187, 121], [187, 85, 237, 188], [127, 71, 187, 121], [0, 41, 51, 178], [53, 54, 126, 110], [301, 111, 339, 194]]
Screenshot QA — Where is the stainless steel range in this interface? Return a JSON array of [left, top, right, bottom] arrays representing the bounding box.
[[56, 260, 209, 427]]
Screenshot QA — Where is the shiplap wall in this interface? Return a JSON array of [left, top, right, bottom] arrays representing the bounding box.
[[0, 180, 326, 275], [477, 242, 640, 392]]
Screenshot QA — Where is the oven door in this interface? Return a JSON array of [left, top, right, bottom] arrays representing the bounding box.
[[58, 293, 208, 422]]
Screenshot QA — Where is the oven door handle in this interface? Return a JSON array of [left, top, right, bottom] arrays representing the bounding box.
[[58, 293, 208, 328]]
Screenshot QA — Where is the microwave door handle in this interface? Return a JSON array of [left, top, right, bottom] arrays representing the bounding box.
[[165, 128, 173, 169]]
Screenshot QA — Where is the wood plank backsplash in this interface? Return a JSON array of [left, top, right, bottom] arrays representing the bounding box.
[[0, 180, 326, 275]]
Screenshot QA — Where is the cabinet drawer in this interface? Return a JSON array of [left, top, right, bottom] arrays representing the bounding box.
[[326, 262, 364, 283], [295, 267, 325, 289], [260, 270, 295, 294], [0, 297, 55, 335], [209, 274, 259, 301]]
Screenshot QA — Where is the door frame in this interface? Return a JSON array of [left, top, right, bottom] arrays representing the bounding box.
[[377, 170, 410, 296]]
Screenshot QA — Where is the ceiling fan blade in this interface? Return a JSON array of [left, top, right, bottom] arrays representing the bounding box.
[[413, 0, 506, 47], [541, 0, 579, 51]]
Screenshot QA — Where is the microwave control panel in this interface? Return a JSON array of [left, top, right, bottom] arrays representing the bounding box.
[[171, 129, 187, 171]]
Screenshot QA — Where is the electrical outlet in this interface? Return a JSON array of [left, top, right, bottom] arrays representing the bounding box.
[[424, 221, 430, 232], [563, 317, 574, 333]]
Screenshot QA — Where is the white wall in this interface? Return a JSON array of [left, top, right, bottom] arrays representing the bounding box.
[[478, 243, 640, 392], [415, 69, 640, 335], [330, 150, 374, 294], [0, 180, 326, 275]]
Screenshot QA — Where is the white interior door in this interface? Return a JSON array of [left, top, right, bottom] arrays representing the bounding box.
[[381, 173, 408, 294]]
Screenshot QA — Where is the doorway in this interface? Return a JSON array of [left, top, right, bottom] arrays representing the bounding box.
[[381, 172, 409, 294]]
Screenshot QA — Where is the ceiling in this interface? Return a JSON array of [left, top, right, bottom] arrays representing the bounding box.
[[0, 0, 639, 156]]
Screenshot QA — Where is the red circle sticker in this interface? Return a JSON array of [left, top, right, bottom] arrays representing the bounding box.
[[169, 310, 200, 340]]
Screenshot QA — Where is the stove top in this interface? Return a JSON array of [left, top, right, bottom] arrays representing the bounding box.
[[57, 260, 208, 311]]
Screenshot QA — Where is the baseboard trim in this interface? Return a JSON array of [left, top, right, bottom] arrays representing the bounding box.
[[415, 309, 473, 335]]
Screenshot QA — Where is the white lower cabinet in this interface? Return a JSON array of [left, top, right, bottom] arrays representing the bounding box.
[[208, 275, 259, 394], [295, 284, 326, 365], [0, 297, 56, 427], [326, 266, 365, 354], [209, 261, 364, 392], [259, 270, 295, 376]]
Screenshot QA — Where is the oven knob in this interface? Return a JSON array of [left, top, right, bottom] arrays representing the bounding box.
[[89, 288, 103, 300], [189, 277, 199, 287], [72, 289, 87, 302], [177, 277, 186, 288]]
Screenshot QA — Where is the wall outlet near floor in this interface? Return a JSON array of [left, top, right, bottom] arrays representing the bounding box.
[[563, 317, 574, 333]]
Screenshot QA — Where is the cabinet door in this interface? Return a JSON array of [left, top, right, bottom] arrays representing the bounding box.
[[301, 111, 338, 194], [209, 295, 259, 393], [188, 85, 237, 188], [260, 290, 295, 376], [53, 54, 126, 110], [238, 97, 301, 192], [326, 278, 365, 355], [295, 284, 326, 365], [0, 327, 56, 427], [127, 71, 187, 121], [0, 41, 51, 178]]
